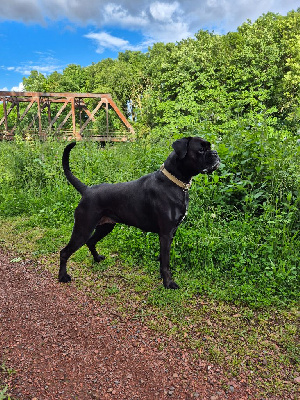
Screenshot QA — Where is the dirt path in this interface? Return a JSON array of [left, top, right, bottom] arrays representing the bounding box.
[[0, 248, 256, 400]]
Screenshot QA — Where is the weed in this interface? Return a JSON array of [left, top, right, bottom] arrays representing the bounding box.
[[0, 361, 16, 400], [0, 386, 12, 400]]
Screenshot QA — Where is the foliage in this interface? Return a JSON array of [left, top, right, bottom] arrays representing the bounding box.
[[0, 361, 15, 400], [6, 9, 296, 137], [0, 137, 298, 308]]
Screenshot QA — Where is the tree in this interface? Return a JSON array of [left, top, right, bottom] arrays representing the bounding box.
[[59, 64, 88, 93], [44, 71, 63, 92], [21, 9, 300, 135], [23, 71, 47, 92], [278, 10, 300, 128]]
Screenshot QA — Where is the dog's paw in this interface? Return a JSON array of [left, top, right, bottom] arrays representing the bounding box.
[[164, 280, 179, 289], [93, 254, 105, 263], [59, 273, 72, 283]]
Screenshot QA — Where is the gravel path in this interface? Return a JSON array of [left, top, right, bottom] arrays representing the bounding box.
[[0, 248, 255, 399]]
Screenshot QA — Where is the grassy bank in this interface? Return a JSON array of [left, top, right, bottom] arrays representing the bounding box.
[[0, 134, 299, 397], [0, 135, 298, 307]]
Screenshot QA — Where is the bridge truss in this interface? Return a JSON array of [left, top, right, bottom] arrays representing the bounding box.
[[0, 91, 134, 141]]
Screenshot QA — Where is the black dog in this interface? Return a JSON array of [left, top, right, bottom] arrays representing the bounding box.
[[59, 137, 220, 289]]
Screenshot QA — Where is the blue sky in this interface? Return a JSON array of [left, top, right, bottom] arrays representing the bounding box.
[[0, 0, 299, 91]]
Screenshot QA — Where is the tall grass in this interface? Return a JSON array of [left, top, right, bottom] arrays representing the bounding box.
[[0, 132, 299, 307]]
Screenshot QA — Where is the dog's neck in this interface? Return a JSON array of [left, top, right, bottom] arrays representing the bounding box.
[[160, 164, 192, 190], [163, 153, 194, 185]]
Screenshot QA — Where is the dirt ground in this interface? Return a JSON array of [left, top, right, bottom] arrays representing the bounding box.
[[0, 248, 257, 400]]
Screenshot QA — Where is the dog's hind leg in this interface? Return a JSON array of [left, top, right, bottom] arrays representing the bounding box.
[[59, 210, 97, 283], [86, 223, 115, 262]]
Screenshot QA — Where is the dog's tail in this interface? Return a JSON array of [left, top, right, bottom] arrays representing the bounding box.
[[62, 142, 87, 195]]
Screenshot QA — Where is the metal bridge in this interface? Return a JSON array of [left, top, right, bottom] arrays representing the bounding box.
[[0, 91, 134, 141]]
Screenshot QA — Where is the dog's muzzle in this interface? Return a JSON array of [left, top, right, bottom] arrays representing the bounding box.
[[202, 151, 220, 174]]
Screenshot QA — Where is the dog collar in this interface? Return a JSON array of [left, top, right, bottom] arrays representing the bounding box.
[[160, 164, 192, 191]]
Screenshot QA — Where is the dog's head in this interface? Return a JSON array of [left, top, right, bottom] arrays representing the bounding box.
[[172, 137, 220, 176]]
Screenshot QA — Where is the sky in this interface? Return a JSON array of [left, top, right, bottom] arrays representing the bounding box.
[[0, 0, 299, 92]]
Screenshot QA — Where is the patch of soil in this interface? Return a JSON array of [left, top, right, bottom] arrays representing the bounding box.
[[0, 248, 256, 399]]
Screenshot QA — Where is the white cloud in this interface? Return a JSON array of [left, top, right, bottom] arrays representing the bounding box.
[[0, 82, 24, 91], [182, 0, 299, 34], [102, 3, 148, 29], [85, 31, 134, 53], [3, 64, 60, 76], [11, 81, 24, 91], [85, 31, 153, 53], [1, 1, 299, 31], [1, 53, 63, 77], [149, 1, 181, 23], [0, 0, 299, 52], [84, 2, 192, 50], [0, 0, 42, 23]]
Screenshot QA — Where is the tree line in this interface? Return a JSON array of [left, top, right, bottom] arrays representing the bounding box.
[[19, 9, 300, 137]]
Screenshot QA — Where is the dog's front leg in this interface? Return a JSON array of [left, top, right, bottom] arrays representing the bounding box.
[[159, 233, 179, 289]]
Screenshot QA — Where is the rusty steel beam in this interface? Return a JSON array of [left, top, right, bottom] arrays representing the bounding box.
[[2, 99, 8, 131], [70, 97, 82, 140], [0, 91, 112, 99], [10, 99, 35, 135], [0, 90, 134, 139], [49, 100, 69, 128], [27, 102, 48, 130], [36, 96, 42, 136], [106, 97, 135, 134], [79, 99, 105, 135], [0, 100, 16, 126], [0, 97, 73, 103], [80, 103, 96, 122], [57, 109, 73, 133], [106, 100, 109, 134]]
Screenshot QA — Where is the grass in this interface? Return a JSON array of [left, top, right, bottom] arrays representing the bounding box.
[[0, 361, 16, 400], [0, 136, 299, 398]]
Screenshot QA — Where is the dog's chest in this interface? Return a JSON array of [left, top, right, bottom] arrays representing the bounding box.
[[182, 190, 189, 220], [176, 190, 189, 225]]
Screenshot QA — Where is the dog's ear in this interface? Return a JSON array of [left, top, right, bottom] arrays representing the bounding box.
[[172, 137, 192, 159]]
